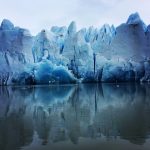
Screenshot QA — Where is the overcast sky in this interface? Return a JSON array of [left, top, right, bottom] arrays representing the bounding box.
[[0, 0, 150, 35]]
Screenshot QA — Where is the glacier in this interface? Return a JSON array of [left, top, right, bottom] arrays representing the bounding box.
[[0, 12, 150, 85]]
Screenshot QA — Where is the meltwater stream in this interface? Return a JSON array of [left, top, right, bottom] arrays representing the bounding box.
[[0, 83, 150, 150]]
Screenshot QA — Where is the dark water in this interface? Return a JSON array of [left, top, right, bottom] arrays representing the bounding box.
[[0, 83, 150, 150]]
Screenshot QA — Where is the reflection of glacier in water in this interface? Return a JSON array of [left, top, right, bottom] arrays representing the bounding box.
[[0, 84, 150, 150]]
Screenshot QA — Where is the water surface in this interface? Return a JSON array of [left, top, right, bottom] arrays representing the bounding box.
[[0, 83, 150, 150]]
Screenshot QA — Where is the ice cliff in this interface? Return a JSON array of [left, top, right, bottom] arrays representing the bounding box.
[[0, 12, 150, 85]]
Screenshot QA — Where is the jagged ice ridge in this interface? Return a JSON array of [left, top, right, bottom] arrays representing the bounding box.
[[0, 12, 150, 85]]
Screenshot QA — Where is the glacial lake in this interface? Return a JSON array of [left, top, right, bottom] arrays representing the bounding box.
[[0, 83, 150, 150]]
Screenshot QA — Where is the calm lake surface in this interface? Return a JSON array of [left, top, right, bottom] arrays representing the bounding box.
[[0, 83, 150, 150]]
